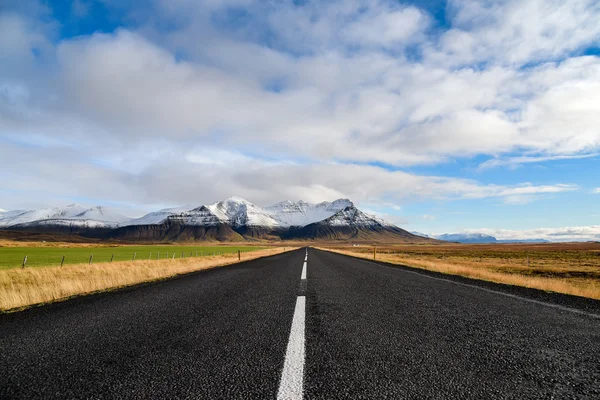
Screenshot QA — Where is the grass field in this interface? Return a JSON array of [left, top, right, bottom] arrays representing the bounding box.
[[320, 242, 600, 299], [0, 245, 266, 269], [0, 247, 294, 311]]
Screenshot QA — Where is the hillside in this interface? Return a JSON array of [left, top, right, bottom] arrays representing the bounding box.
[[0, 198, 437, 243]]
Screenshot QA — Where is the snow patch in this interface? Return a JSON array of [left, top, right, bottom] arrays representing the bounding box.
[[265, 199, 353, 227], [128, 204, 196, 225], [0, 204, 131, 228]]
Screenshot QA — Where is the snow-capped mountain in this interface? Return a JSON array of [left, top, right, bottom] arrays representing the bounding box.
[[128, 205, 195, 225], [204, 197, 279, 227], [324, 206, 394, 227], [432, 232, 549, 244], [435, 233, 497, 244], [0, 204, 131, 228], [1, 197, 433, 242], [71, 206, 131, 224], [0, 204, 88, 227], [283, 205, 418, 241], [265, 199, 353, 227]]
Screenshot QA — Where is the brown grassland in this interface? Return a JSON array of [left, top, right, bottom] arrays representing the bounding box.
[[0, 247, 295, 312], [318, 242, 600, 300]]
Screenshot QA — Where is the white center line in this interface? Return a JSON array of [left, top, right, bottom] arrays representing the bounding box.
[[301, 261, 307, 280], [277, 296, 306, 400]]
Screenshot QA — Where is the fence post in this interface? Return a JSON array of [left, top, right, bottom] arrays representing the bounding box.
[[182, 252, 184, 258], [238, 249, 241, 260], [89, 254, 93, 265], [172, 253, 175, 260], [132, 252, 136, 261], [373, 247, 377, 260], [527, 254, 530, 267], [61, 255, 65, 267], [22, 256, 27, 268], [110, 253, 114, 262], [158, 251, 160, 259]]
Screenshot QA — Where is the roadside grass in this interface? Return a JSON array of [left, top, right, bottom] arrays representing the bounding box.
[[319, 244, 600, 300], [0, 247, 296, 312], [0, 244, 265, 269]]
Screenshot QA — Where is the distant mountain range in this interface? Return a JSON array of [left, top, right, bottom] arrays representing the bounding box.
[[411, 231, 549, 244], [0, 198, 430, 243]]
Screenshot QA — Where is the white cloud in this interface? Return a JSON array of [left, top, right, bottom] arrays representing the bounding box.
[[0, 0, 598, 215], [592, 188, 600, 194], [464, 226, 600, 242], [0, 138, 577, 212], [479, 153, 599, 170], [436, 0, 600, 67]]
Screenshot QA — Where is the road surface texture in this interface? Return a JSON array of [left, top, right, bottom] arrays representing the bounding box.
[[1, 248, 598, 399]]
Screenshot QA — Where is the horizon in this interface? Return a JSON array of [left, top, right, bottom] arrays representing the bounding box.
[[1, 196, 599, 242], [2, 1, 599, 241]]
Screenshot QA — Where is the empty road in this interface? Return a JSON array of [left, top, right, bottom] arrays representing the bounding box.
[[1, 248, 599, 399]]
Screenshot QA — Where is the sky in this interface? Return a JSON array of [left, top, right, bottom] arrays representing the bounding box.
[[1, 0, 599, 241]]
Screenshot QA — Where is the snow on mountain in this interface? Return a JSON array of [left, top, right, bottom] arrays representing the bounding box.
[[14, 219, 118, 229], [174, 197, 280, 227], [1, 198, 400, 231], [0, 204, 88, 227], [434, 232, 552, 244], [435, 233, 498, 243], [265, 199, 353, 227], [128, 204, 195, 225], [323, 205, 395, 227], [170, 205, 223, 226], [0, 208, 5, 213], [410, 231, 430, 238], [71, 206, 131, 224], [0, 204, 132, 228]]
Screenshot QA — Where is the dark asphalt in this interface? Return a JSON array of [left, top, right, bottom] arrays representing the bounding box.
[[1, 248, 599, 399]]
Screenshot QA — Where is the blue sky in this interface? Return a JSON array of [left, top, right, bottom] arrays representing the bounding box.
[[1, 0, 600, 241]]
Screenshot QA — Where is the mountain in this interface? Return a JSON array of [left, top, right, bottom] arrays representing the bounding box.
[[265, 199, 353, 227], [410, 231, 431, 238], [283, 205, 423, 241], [1, 197, 435, 243], [432, 232, 551, 244], [128, 205, 195, 225], [496, 238, 550, 244], [71, 206, 131, 225], [0, 204, 88, 227], [0, 204, 131, 230], [435, 233, 498, 244]]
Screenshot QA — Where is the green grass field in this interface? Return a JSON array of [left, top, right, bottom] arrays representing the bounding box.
[[0, 245, 265, 269]]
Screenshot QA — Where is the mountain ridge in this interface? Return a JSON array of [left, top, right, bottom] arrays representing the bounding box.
[[0, 197, 430, 243]]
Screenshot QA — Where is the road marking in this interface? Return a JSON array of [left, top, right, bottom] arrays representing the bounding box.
[[353, 257, 600, 320], [277, 296, 306, 400], [301, 261, 307, 280]]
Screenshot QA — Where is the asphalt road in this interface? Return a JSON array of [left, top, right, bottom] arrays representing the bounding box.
[[1, 248, 599, 399]]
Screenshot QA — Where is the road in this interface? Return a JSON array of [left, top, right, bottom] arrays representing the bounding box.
[[1, 248, 599, 399]]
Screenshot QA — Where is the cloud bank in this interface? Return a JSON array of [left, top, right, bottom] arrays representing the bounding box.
[[1, 0, 599, 218]]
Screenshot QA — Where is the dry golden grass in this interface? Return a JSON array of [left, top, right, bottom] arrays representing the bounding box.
[[0, 247, 296, 312], [319, 247, 600, 300]]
